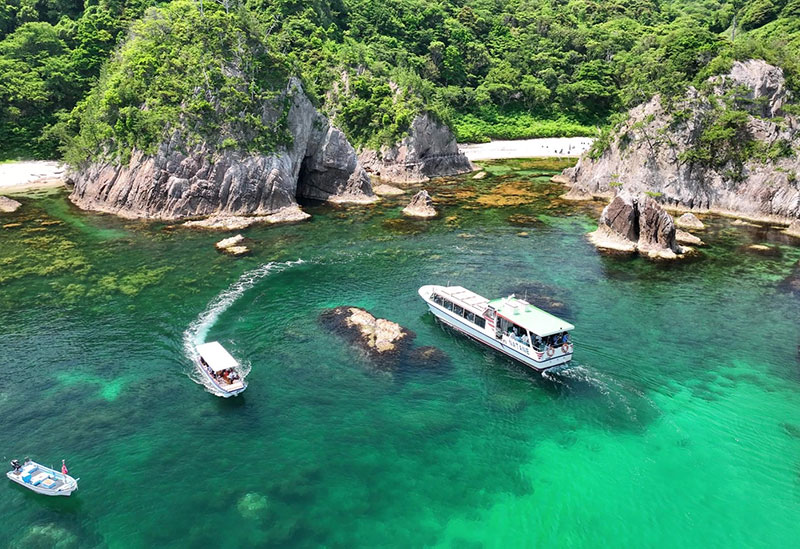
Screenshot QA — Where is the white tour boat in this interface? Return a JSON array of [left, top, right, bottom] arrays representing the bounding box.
[[419, 285, 575, 371], [7, 459, 78, 496], [196, 341, 247, 397]]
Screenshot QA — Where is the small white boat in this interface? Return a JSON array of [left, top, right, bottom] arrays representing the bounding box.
[[7, 459, 78, 496], [196, 341, 247, 397], [419, 285, 575, 371]]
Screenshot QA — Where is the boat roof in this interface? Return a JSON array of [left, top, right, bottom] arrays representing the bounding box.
[[488, 296, 575, 336], [196, 341, 239, 372], [433, 286, 490, 314]]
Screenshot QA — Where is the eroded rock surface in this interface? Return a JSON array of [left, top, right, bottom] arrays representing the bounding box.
[[589, 191, 686, 258], [0, 196, 21, 213], [215, 234, 249, 256], [320, 306, 413, 357], [69, 79, 375, 221], [359, 114, 473, 183], [373, 184, 405, 196], [676, 213, 705, 230], [785, 219, 800, 238], [403, 190, 437, 217], [563, 61, 800, 222]]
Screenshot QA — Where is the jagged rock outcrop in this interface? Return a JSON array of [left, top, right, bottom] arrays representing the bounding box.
[[563, 60, 800, 223], [69, 79, 376, 221], [0, 196, 22, 213], [402, 190, 437, 217], [588, 191, 686, 259], [358, 114, 473, 183]]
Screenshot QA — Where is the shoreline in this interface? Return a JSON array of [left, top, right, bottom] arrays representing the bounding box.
[[0, 161, 66, 195], [460, 137, 594, 161]]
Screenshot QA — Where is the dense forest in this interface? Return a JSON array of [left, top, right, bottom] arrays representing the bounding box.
[[1, 0, 799, 161]]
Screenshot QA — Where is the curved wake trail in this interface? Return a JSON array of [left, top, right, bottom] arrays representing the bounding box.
[[182, 259, 304, 394]]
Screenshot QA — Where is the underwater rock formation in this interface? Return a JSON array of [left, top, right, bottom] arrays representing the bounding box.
[[320, 306, 413, 357], [0, 196, 21, 213]]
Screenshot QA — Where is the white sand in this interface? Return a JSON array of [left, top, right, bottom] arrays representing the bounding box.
[[0, 161, 66, 190], [460, 137, 594, 161]]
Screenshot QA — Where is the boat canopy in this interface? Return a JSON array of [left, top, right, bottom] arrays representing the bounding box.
[[433, 286, 490, 315], [196, 341, 239, 372], [488, 296, 574, 337]]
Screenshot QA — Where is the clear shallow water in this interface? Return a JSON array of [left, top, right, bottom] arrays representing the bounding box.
[[1, 161, 799, 548]]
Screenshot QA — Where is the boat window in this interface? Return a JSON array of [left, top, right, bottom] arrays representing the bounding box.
[[475, 316, 486, 328], [444, 299, 453, 311], [453, 305, 463, 316], [465, 311, 475, 322]]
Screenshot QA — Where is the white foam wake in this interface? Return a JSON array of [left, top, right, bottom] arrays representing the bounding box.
[[182, 260, 304, 394]]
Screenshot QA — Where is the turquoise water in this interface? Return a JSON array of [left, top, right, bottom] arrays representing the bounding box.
[[1, 161, 799, 548]]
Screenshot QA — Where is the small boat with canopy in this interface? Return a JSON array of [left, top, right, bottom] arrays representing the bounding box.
[[196, 341, 247, 397], [7, 458, 78, 496], [419, 285, 575, 371]]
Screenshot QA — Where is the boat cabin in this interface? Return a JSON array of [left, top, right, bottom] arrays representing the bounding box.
[[430, 286, 490, 329], [196, 341, 243, 388], [486, 295, 574, 355]]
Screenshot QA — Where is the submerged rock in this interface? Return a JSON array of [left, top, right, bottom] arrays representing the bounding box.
[[237, 492, 270, 520], [675, 229, 704, 246], [215, 234, 250, 256], [0, 196, 21, 213], [747, 244, 782, 257], [588, 191, 686, 259], [402, 190, 437, 218], [472, 171, 488, 180], [358, 114, 473, 183], [779, 261, 800, 296], [372, 184, 405, 196], [785, 219, 800, 239], [501, 282, 575, 321], [183, 207, 311, 230], [320, 306, 414, 357], [676, 212, 705, 230], [563, 60, 800, 221], [69, 79, 376, 221]]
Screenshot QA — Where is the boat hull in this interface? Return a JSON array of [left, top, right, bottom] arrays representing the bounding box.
[[196, 362, 247, 397], [419, 285, 572, 372], [7, 466, 78, 496]]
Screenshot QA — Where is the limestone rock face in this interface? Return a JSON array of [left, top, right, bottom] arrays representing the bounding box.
[[68, 79, 375, 220], [676, 212, 705, 230], [358, 114, 473, 183], [0, 196, 22, 213], [402, 190, 437, 217], [563, 60, 800, 222], [589, 191, 684, 258]]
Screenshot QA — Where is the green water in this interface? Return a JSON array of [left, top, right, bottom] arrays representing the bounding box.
[[1, 160, 799, 548]]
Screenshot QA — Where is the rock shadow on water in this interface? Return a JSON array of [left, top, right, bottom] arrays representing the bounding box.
[[319, 306, 450, 374]]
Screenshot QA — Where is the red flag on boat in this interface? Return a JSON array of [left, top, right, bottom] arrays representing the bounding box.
[[62, 460, 68, 475]]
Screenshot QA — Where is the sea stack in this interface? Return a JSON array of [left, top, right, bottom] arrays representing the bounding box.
[[402, 190, 437, 218]]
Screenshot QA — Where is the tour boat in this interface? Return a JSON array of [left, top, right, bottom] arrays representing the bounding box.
[[419, 285, 575, 371], [196, 341, 247, 397], [7, 459, 78, 496]]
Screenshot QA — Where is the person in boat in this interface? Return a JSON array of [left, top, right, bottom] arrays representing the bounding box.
[[10, 459, 21, 473]]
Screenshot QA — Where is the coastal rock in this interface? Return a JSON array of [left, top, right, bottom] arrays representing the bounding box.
[[675, 229, 704, 246], [215, 234, 249, 256], [319, 306, 413, 357], [779, 261, 800, 296], [746, 244, 782, 257], [358, 114, 473, 183], [676, 213, 705, 230], [588, 191, 684, 258], [0, 196, 21, 213], [563, 60, 800, 221], [785, 219, 800, 238], [550, 174, 570, 184], [402, 190, 437, 218], [183, 207, 311, 230], [69, 79, 376, 221], [372, 184, 405, 196], [473, 171, 488, 180]]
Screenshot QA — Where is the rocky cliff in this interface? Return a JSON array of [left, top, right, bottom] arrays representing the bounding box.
[[563, 60, 800, 223], [69, 79, 376, 221], [358, 114, 473, 183]]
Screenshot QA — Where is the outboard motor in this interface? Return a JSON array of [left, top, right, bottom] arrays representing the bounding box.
[[10, 459, 21, 472]]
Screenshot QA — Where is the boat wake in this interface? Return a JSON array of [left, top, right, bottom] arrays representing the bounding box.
[[182, 260, 304, 395]]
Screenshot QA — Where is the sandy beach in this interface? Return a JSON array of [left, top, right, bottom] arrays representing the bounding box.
[[460, 137, 593, 161], [0, 160, 66, 193]]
